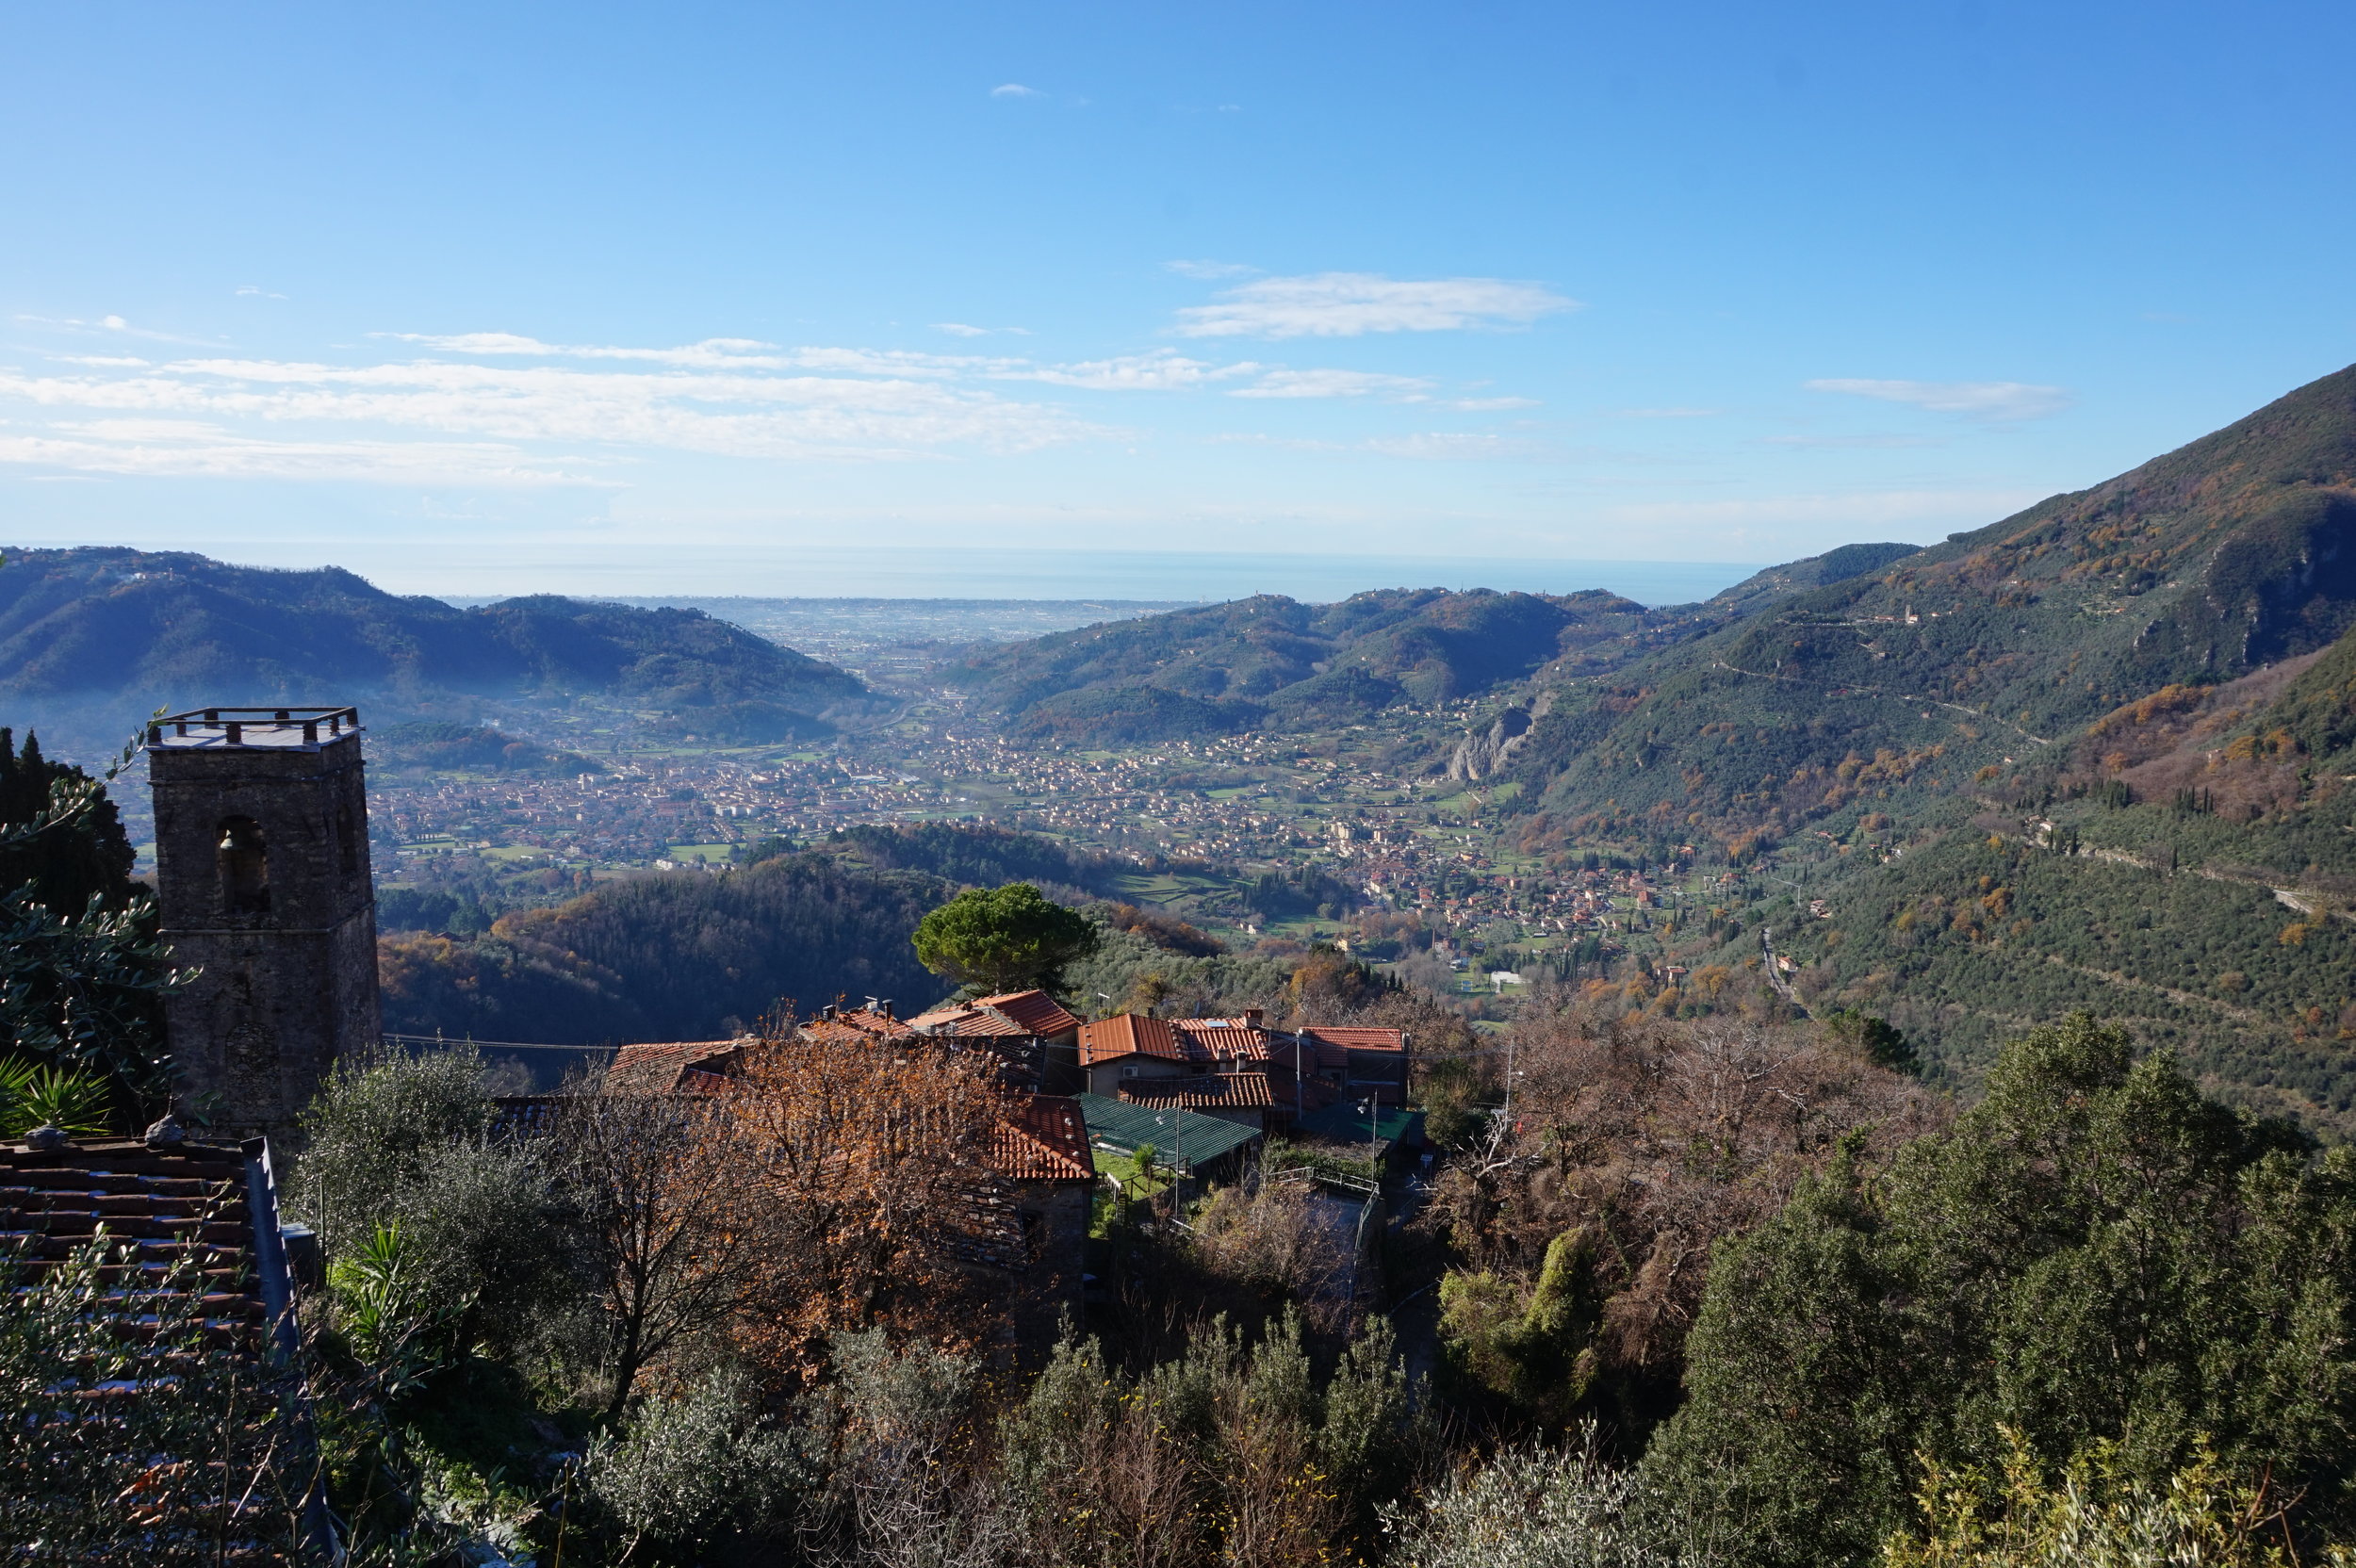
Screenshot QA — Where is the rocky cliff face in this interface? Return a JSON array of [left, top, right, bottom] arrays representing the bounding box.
[[1449, 705, 1535, 780]]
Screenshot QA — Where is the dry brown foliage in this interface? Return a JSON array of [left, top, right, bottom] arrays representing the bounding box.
[[724, 1025, 1022, 1380], [1186, 1179, 1355, 1333], [1423, 1003, 1947, 1380]]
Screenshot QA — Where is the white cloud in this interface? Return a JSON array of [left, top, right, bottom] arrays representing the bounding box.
[[1805, 378, 2073, 421], [384, 332, 793, 368], [0, 419, 601, 485], [1447, 395, 1540, 411], [935, 322, 991, 337], [1012, 350, 1257, 391], [1228, 368, 1433, 400], [1164, 259, 1258, 280], [0, 343, 1104, 476], [236, 286, 288, 300], [990, 83, 1041, 98], [1173, 272, 1576, 338], [14, 313, 216, 345], [1616, 406, 1720, 418]]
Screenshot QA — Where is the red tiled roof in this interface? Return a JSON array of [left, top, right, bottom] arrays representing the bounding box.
[[912, 1005, 1030, 1039], [990, 1094, 1095, 1182], [1078, 1014, 1186, 1065], [0, 1137, 285, 1356], [976, 989, 1082, 1037], [799, 1012, 922, 1046], [837, 1007, 918, 1037], [1297, 1025, 1408, 1054], [1118, 1073, 1274, 1110], [1172, 1021, 1277, 1064], [607, 1040, 744, 1094]]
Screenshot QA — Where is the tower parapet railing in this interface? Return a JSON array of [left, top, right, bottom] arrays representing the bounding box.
[[147, 707, 364, 750]]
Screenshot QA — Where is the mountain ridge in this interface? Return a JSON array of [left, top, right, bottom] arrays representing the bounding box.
[[0, 547, 875, 732]]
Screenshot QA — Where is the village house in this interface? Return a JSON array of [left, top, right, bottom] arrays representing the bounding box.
[[1075, 1010, 1412, 1129], [907, 988, 1083, 1093]]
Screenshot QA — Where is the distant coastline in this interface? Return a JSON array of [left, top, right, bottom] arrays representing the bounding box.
[[419, 547, 1764, 610]]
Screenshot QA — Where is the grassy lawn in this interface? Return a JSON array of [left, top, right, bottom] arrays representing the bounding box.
[[665, 842, 734, 863], [1091, 1147, 1172, 1199]]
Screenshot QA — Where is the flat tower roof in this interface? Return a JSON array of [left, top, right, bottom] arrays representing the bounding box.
[[146, 707, 364, 751]]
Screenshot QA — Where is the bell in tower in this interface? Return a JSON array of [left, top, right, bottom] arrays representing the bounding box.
[[147, 707, 381, 1133]]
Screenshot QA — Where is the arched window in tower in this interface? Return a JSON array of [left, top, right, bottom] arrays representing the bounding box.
[[217, 816, 270, 914]]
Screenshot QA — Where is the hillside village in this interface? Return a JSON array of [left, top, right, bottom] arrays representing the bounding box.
[[9, 365, 2356, 1563]]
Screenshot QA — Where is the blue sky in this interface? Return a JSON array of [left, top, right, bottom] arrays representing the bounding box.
[[3, 1, 2352, 598]]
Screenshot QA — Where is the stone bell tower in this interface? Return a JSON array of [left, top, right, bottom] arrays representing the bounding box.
[[147, 707, 380, 1133]]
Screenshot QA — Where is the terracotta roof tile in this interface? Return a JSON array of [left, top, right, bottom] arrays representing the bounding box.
[[1172, 1021, 1277, 1063], [976, 989, 1082, 1037], [990, 1094, 1095, 1182], [1297, 1025, 1408, 1054], [606, 1041, 744, 1094], [1078, 1014, 1186, 1065], [1117, 1073, 1275, 1110], [914, 1005, 1030, 1039], [0, 1138, 282, 1354]]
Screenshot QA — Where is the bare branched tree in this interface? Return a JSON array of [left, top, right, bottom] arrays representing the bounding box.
[[555, 1084, 761, 1424]]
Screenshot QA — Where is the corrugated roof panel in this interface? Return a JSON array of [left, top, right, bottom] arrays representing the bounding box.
[[1073, 1093, 1262, 1169]]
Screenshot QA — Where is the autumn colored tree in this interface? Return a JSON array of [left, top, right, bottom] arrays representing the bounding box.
[[911, 881, 1099, 996], [725, 1024, 1022, 1377], [1423, 1002, 1943, 1438]]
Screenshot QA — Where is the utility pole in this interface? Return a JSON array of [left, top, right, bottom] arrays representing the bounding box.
[[1502, 1028, 1518, 1125], [1170, 1108, 1185, 1220]]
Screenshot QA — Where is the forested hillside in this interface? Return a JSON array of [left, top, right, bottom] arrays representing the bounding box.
[[951, 586, 1660, 743], [0, 547, 873, 729], [1510, 362, 2356, 1127], [378, 850, 949, 1042], [951, 545, 1934, 746]]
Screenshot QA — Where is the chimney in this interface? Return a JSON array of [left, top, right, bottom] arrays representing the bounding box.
[[1243, 1007, 1264, 1025]]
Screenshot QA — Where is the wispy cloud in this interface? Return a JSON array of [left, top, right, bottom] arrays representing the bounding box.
[[1805, 378, 2073, 421], [236, 286, 288, 300], [0, 325, 1544, 485], [934, 322, 1031, 338], [1616, 406, 1720, 418], [15, 313, 219, 346], [0, 419, 602, 485], [1228, 368, 1433, 400], [1012, 350, 1258, 391], [0, 340, 1104, 479], [1164, 259, 1258, 280], [1173, 272, 1576, 338], [990, 83, 1042, 98]]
